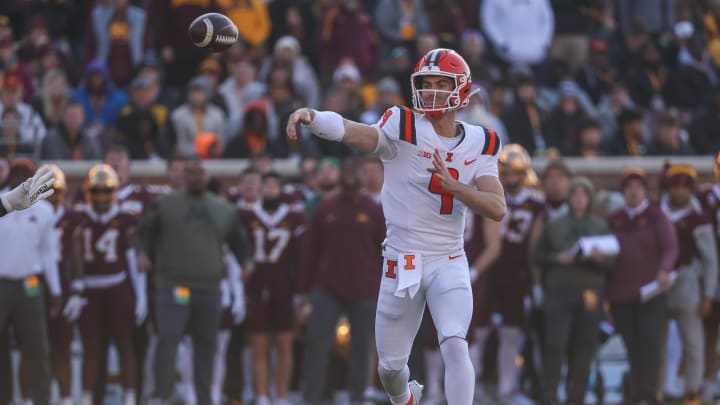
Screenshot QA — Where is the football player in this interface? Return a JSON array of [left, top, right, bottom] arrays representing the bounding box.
[[473, 144, 545, 403], [287, 48, 506, 405], [240, 172, 306, 405], [660, 164, 718, 404], [696, 152, 720, 401], [64, 164, 148, 405], [41, 164, 79, 405]]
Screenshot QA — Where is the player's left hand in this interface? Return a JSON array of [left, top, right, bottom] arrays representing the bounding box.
[[135, 293, 148, 326], [427, 149, 460, 194]]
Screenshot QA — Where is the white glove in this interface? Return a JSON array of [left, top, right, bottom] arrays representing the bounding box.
[[532, 284, 544, 307], [0, 166, 55, 212], [135, 292, 148, 325], [230, 278, 246, 324], [231, 295, 246, 324], [63, 295, 87, 321]]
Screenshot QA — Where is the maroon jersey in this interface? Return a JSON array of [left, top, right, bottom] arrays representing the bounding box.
[[464, 213, 487, 263], [225, 186, 242, 205], [76, 206, 137, 277], [662, 201, 713, 268], [228, 185, 306, 211], [239, 204, 306, 296], [74, 183, 155, 217], [490, 188, 545, 285], [697, 185, 720, 257]]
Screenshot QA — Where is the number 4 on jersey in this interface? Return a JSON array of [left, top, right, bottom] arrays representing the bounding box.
[[428, 168, 459, 215]]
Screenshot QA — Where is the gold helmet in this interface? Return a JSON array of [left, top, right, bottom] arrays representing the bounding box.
[[499, 144, 532, 173], [86, 164, 120, 190], [37, 164, 66, 191], [86, 164, 119, 209]]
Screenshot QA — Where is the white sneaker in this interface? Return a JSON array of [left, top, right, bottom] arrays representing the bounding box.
[[273, 397, 291, 405], [407, 380, 423, 405], [256, 395, 271, 405], [703, 379, 717, 403], [123, 390, 137, 405], [80, 392, 93, 405], [499, 392, 534, 405]]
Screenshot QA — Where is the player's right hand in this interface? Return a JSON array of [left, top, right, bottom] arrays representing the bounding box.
[[286, 108, 315, 140], [1, 165, 55, 212]]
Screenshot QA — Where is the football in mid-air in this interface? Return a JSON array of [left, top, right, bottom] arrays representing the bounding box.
[[188, 13, 238, 52]]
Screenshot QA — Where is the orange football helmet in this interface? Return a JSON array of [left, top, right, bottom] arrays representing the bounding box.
[[411, 48, 474, 117]]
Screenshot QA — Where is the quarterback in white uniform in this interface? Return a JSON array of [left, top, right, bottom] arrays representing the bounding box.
[[287, 48, 506, 405]]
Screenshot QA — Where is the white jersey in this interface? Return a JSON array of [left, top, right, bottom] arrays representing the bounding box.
[[373, 105, 501, 257]]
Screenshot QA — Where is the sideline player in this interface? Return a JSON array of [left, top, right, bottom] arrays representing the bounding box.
[[473, 145, 545, 402], [240, 172, 305, 405], [287, 48, 506, 405], [0, 164, 55, 217], [65, 164, 148, 405]]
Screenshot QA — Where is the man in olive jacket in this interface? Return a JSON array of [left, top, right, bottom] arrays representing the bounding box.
[[533, 176, 613, 405], [136, 159, 251, 405]]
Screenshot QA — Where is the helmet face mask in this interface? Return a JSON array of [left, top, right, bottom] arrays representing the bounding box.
[[411, 49, 472, 117]]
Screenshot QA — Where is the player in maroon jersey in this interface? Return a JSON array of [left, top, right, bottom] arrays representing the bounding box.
[[239, 172, 306, 405], [660, 164, 718, 403], [473, 144, 545, 402], [41, 164, 81, 405], [696, 152, 720, 400], [64, 164, 148, 405]]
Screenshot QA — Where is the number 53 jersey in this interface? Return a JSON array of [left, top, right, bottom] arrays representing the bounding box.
[[373, 105, 501, 257]]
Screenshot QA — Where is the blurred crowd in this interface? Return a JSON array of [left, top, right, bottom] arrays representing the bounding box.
[[1, 0, 720, 162]]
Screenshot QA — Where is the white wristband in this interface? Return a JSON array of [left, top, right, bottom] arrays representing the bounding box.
[[307, 110, 345, 142]]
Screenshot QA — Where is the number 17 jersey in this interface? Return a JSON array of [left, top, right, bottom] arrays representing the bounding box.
[[373, 106, 501, 257]]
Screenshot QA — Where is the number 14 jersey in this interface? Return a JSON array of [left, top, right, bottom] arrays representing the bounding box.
[[373, 106, 501, 257]]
